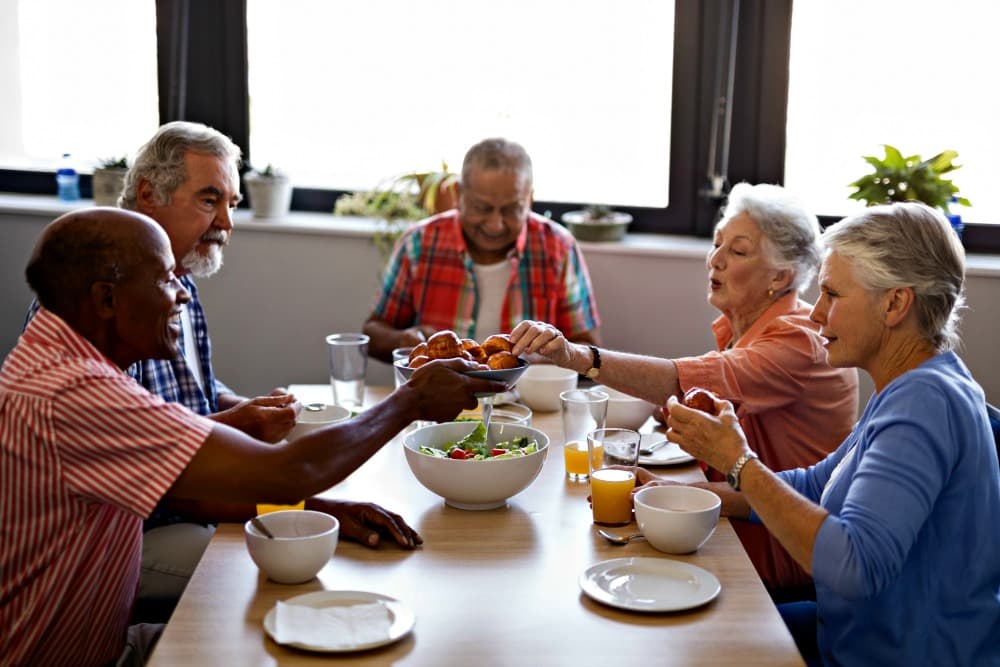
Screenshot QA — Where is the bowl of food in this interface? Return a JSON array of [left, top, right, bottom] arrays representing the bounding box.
[[244, 509, 340, 583], [515, 365, 579, 412], [288, 404, 352, 439], [394, 331, 530, 390], [592, 385, 658, 430], [633, 485, 721, 554], [403, 421, 549, 510]]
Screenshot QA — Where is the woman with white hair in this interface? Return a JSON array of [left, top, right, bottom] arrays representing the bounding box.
[[659, 202, 1000, 665], [512, 183, 859, 597]]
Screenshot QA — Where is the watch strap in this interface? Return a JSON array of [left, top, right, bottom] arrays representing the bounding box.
[[727, 451, 758, 491], [585, 345, 601, 380]]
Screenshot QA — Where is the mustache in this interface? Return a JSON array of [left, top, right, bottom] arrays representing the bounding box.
[[200, 230, 229, 244]]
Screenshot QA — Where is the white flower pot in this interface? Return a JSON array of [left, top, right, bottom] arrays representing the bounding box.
[[92, 168, 127, 207], [245, 175, 293, 219]]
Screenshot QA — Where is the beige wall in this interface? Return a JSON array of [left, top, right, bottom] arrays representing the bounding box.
[[2, 203, 998, 408]]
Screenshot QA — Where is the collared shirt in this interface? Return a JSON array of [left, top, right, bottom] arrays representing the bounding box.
[[0, 309, 212, 667], [371, 211, 600, 339], [782, 353, 1000, 666], [673, 292, 859, 590]]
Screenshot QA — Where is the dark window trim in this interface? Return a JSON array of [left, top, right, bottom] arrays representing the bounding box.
[[2, 0, 999, 253]]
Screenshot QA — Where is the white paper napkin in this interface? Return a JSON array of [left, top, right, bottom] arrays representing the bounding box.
[[274, 600, 391, 649]]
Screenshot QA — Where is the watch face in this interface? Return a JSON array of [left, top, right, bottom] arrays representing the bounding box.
[[726, 471, 738, 490], [586, 368, 599, 380]]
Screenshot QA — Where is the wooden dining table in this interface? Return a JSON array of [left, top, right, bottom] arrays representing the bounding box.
[[148, 385, 804, 666]]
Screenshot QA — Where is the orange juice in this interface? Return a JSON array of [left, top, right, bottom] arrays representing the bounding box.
[[564, 440, 590, 479], [590, 468, 635, 525], [256, 501, 305, 515]]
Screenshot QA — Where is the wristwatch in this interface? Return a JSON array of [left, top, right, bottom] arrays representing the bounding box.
[[584, 345, 601, 380], [726, 451, 758, 491]]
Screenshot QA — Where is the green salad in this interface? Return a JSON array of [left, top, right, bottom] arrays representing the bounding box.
[[418, 422, 538, 461]]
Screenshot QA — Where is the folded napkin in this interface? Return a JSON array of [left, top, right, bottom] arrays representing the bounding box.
[[274, 599, 391, 649]]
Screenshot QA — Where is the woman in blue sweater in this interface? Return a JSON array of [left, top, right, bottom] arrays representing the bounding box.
[[655, 202, 1000, 666]]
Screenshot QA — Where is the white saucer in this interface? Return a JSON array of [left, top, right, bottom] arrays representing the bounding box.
[[638, 434, 695, 466], [263, 590, 414, 652], [579, 557, 721, 612]]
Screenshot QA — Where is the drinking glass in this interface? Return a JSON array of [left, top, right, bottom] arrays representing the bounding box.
[[560, 389, 609, 482], [326, 333, 369, 409], [586, 428, 641, 526], [391, 346, 413, 389]]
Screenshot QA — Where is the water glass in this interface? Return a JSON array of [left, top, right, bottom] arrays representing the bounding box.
[[560, 389, 609, 482], [326, 333, 369, 409], [392, 346, 413, 389], [586, 428, 640, 526]]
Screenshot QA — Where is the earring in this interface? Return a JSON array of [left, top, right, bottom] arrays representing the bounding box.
[[767, 287, 774, 297]]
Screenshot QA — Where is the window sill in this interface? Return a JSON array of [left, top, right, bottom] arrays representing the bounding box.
[[3, 193, 999, 276]]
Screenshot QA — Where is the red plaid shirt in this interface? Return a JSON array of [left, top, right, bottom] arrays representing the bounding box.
[[372, 211, 600, 339]]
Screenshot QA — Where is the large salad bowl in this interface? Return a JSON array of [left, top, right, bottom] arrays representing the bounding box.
[[403, 421, 549, 510]]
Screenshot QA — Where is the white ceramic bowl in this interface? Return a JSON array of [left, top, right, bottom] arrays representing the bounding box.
[[403, 421, 549, 510], [592, 385, 658, 430], [516, 365, 578, 412], [633, 485, 721, 554], [244, 510, 339, 583], [289, 404, 352, 439]]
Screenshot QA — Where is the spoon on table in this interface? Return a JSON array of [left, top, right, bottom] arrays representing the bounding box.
[[302, 402, 325, 411], [250, 517, 275, 539], [639, 437, 669, 456], [597, 529, 646, 546]]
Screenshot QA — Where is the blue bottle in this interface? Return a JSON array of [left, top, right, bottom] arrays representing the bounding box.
[[946, 196, 964, 239], [55, 153, 80, 202]]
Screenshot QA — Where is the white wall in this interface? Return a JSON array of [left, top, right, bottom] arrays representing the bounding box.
[[3, 200, 999, 408]]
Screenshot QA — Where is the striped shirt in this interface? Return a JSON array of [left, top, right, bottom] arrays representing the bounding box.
[[0, 309, 212, 667], [371, 211, 601, 339]]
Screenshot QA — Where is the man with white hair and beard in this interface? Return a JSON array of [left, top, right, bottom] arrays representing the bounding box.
[[114, 121, 425, 617]]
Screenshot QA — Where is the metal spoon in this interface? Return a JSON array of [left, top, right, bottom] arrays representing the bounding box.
[[250, 517, 275, 539], [302, 402, 325, 412], [597, 529, 646, 546], [639, 438, 669, 456]]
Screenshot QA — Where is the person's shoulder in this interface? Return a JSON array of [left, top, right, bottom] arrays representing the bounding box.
[[526, 213, 578, 247]]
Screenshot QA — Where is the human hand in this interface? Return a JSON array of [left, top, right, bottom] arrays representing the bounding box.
[[306, 498, 422, 549], [399, 325, 434, 348], [508, 320, 574, 366], [405, 358, 507, 422], [664, 395, 749, 474], [211, 392, 299, 443]]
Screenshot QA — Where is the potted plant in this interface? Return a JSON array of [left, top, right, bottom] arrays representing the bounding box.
[[92, 155, 129, 207], [244, 163, 293, 219], [561, 204, 634, 242], [333, 162, 457, 262], [848, 145, 971, 233]]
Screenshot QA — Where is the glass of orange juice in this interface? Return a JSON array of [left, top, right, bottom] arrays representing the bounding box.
[[586, 428, 640, 525], [560, 389, 609, 482]]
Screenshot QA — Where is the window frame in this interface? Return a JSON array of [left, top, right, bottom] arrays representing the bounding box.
[[2, 0, 998, 252]]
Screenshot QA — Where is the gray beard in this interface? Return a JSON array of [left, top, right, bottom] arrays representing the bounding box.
[[182, 244, 224, 277]]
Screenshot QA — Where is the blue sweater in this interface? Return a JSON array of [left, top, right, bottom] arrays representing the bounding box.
[[779, 352, 1000, 666]]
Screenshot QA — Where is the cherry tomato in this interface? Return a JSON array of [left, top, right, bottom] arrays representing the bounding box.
[[490, 448, 508, 457], [449, 448, 469, 460]]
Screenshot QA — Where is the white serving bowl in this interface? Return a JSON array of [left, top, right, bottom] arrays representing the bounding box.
[[592, 385, 658, 430], [634, 485, 721, 554], [289, 404, 352, 439], [403, 421, 549, 510], [244, 510, 339, 583], [516, 365, 578, 412]]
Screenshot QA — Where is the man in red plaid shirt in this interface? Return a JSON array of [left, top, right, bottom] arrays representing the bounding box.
[[364, 138, 601, 362]]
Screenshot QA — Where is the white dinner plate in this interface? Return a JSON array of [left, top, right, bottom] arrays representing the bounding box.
[[638, 434, 696, 466], [579, 557, 721, 612], [263, 590, 415, 652]]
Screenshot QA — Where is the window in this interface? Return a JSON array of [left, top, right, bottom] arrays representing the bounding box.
[[0, 0, 158, 172], [784, 1, 999, 224], [246, 0, 674, 208]]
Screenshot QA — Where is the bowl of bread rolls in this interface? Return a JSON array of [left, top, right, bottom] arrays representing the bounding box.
[[393, 330, 529, 387]]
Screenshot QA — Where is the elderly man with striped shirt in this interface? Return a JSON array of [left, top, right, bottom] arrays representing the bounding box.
[[0, 208, 501, 667]]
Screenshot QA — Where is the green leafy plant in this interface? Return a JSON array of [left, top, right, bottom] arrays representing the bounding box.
[[333, 162, 458, 261], [97, 155, 128, 170], [246, 163, 287, 180], [848, 144, 971, 211]]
